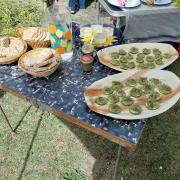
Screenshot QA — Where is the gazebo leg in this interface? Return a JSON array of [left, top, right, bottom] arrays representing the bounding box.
[[0, 105, 15, 132], [112, 145, 122, 180]]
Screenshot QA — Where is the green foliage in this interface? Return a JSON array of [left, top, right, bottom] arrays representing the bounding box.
[[62, 170, 85, 180], [0, 0, 43, 36], [175, 0, 180, 7]]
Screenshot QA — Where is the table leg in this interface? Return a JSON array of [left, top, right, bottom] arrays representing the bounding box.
[[0, 105, 14, 132], [116, 17, 120, 28], [122, 13, 130, 39], [0, 104, 32, 133], [97, 1, 101, 24], [112, 145, 122, 180]]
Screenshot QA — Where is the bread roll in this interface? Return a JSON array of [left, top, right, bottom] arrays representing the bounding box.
[[23, 48, 53, 67]]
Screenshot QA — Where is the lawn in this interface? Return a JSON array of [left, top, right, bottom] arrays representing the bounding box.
[[0, 0, 180, 179]]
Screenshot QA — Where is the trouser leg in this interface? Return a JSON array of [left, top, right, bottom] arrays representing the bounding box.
[[79, 0, 86, 9], [68, 0, 78, 10]]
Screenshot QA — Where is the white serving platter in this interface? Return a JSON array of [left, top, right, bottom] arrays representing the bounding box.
[[84, 69, 180, 120], [141, 0, 172, 5], [107, 0, 141, 8], [97, 43, 179, 72]]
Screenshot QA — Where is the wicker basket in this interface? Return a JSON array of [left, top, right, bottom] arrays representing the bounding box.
[[18, 61, 60, 77], [26, 39, 51, 49], [18, 49, 61, 78], [15, 26, 51, 49], [0, 37, 27, 65], [15, 26, 29, 37]]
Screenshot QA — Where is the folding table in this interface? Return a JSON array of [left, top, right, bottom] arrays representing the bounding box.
[[0, 55, 145, 179], [97, 0, 180, 42]]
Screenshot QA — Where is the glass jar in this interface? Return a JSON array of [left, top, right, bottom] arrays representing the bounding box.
[[80, 55, 94, 72]]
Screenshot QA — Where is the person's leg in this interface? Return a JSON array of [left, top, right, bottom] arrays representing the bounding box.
[[79, 0, 86, 9], [68, 0, 78, 11]]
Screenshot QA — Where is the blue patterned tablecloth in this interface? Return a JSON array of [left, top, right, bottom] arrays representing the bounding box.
[[0, 54, 145, 147]]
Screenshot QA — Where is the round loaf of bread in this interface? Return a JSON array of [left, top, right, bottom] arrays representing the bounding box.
[[21, 27, 51, 49], [0, 37, 27, 64]]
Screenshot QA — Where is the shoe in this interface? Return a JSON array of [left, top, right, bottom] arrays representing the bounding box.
[[67, 7, 78, 14], [70, 9, 77, 14]]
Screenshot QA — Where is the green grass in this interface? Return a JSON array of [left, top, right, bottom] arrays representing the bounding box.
[[0, 94, 117, 179], [0, 0, 43, 36], [166, 59, 180, 105], [116, 107, 180, 180], [167, 59, 180, 78]]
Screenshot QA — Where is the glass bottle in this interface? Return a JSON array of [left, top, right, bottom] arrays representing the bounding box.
[[46, 3, 73, 61]]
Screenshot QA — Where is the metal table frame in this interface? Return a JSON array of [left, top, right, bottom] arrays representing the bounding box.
[[0, 105, 14, 132], [0, 103, 32, 133]]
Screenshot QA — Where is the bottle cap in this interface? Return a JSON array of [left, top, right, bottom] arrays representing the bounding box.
[[80, 55, 93, 64]]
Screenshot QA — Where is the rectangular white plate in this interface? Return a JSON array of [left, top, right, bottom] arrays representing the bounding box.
[[84, 69, 180, 120], [97, 43, 179, 72]]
